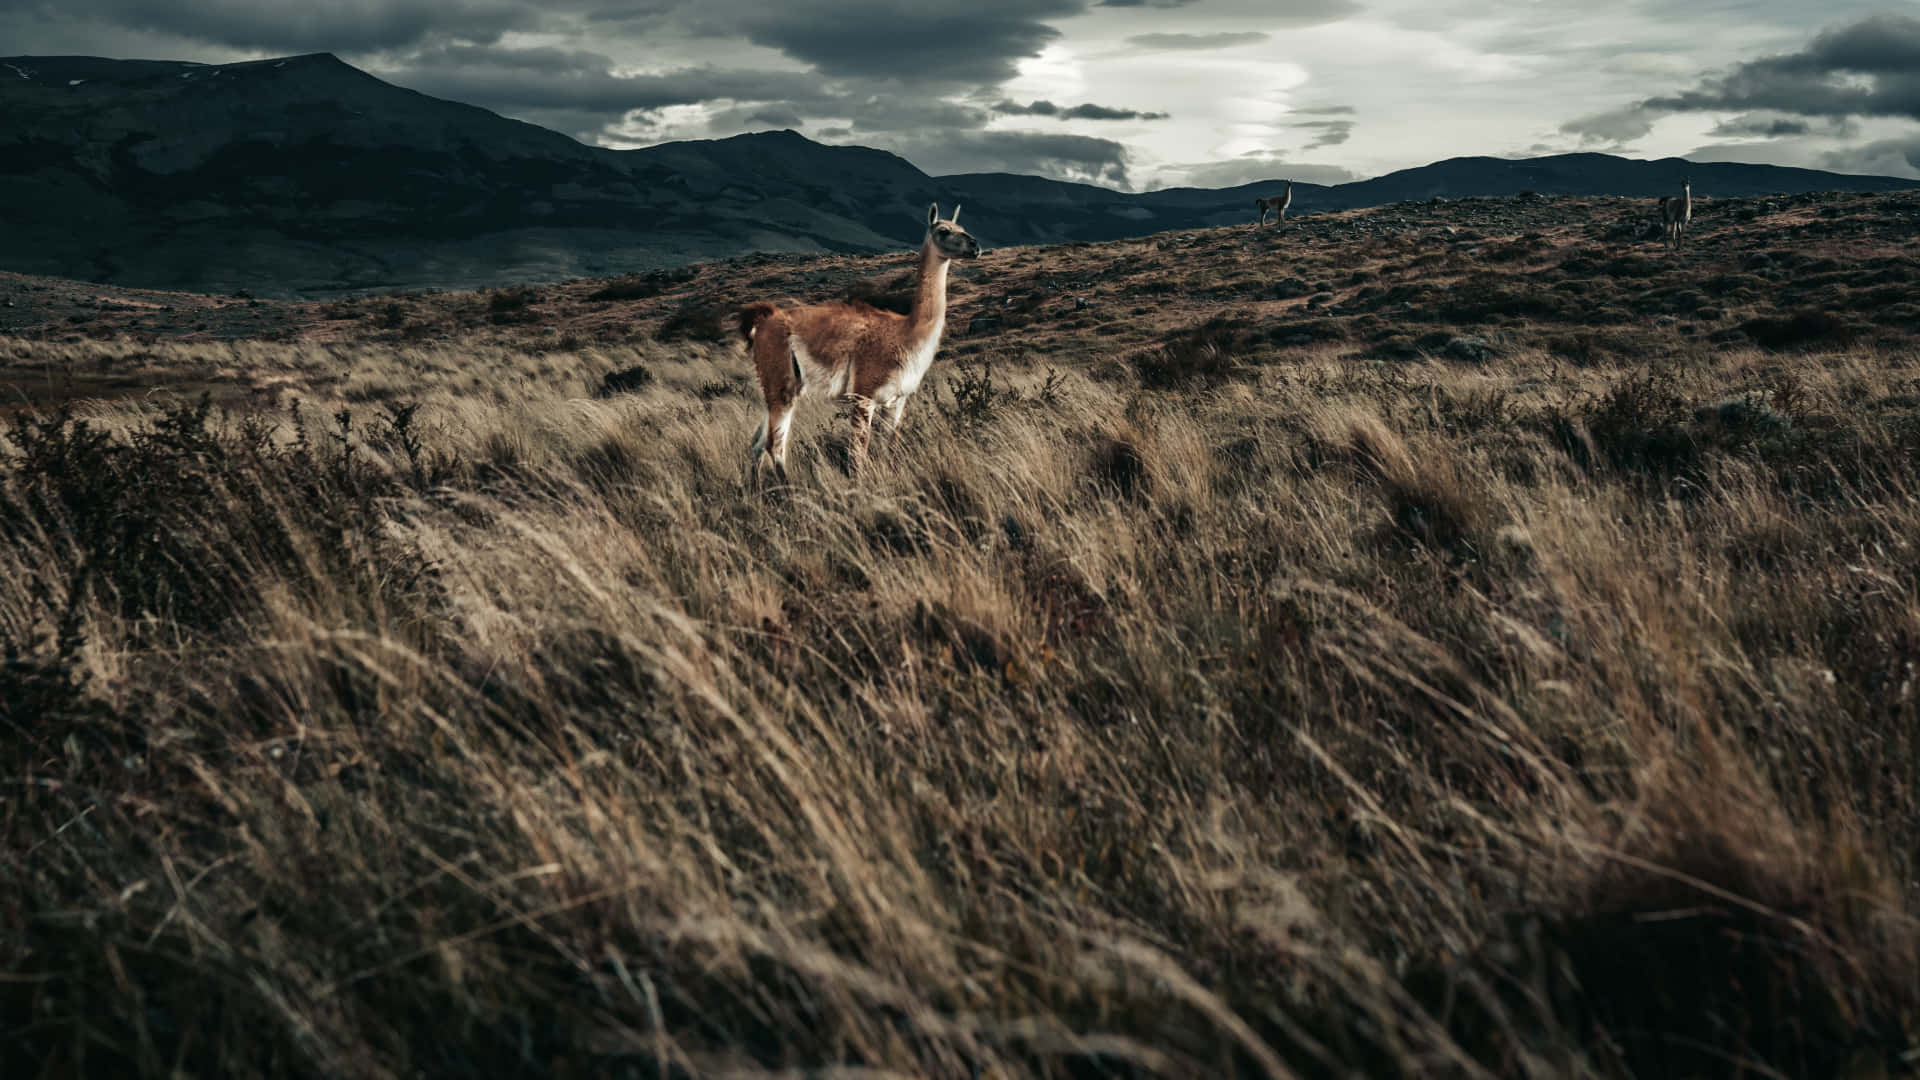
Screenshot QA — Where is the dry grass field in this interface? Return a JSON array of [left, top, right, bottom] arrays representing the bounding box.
[[5, 191, 1920, 1078]]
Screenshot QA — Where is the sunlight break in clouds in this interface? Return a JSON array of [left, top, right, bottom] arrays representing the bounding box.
[[2, 0, 1918, 184]]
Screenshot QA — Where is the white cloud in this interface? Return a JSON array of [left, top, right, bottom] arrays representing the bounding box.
[[4, 0, 1916, 188]]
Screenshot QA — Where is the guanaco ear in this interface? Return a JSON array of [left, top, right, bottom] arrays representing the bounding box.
[[951, 205, 961, 225], [927, 203, 939, 227]]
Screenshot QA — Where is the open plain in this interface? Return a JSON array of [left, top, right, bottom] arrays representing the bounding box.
[[5, 190, 1920, 1077]]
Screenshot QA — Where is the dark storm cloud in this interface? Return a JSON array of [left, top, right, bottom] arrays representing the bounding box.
[[1167, 154, 1355, 188], [1645, 13, 1920, 120], [1822, 135, 1920, 177], [1560, 105, 1657, 143], [836, 96, 993, 131], [1565, 14, 1920, 146], [383, 44, 829, 115], [703, 102, 807, 132], [735, 1, 1082, 84], [1125, 31, 1268, 50], [881, 130, 1134, 185], [1708, 114, 1811, 137], [1706, 112, 1856, 138], [1109, 0, 1357, 22], [15, 0, 1103, 94], [19, 0, 536, 54], [3, 0, 1365, 188], [1293, 119, 1353, 149], [992, 99, 1169, 121], [580, 2, 680, 22]]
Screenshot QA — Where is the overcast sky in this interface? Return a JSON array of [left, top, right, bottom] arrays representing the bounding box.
[[4, 0, 1917, 188]]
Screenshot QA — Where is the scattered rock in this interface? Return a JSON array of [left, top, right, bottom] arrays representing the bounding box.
[[1445, 336, 1496, 364], [1694, 396, 1790, 433]]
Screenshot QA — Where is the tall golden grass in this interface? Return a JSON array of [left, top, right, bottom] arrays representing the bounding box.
[[3, 324, 1917, 1077]]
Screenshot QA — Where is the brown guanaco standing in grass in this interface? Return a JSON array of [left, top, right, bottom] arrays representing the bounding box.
[[738, 203, 980, 480], [1255, 180, 1294, 225], [1658, 177, 1692, 248]]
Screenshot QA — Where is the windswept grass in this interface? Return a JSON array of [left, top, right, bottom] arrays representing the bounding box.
[[4, 239, 1920, 1076], [11, 182, 1920, 1068]]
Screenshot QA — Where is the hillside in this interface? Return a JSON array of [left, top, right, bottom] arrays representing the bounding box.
[[1, 51, 1914, 298], [5, 187, 1920, 1078], [4, 187, 1915, 361], [0, 54, 914, 296]]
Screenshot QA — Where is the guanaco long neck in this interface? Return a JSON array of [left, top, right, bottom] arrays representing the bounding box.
[[908, 241, 949, 343]]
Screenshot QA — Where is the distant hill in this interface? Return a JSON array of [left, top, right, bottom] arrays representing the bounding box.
[[1, 52, 1914, 297]]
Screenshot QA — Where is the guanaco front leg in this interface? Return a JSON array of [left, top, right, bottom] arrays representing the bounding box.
[[883, 398, 907, 451], [848, 396, 876, 477]]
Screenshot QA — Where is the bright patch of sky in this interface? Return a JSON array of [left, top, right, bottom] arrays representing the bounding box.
[[2, 0, 1915, 186]]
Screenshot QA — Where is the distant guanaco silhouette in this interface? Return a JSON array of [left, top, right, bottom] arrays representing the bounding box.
[[1657, 177, 1692, 248], [1255, 180, 1294, 225]]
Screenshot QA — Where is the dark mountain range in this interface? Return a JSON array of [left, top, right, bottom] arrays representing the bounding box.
[[2, 52, 1914, 297]]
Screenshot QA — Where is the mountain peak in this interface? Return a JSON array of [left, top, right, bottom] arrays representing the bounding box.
[[1, 50, 1914, 297]]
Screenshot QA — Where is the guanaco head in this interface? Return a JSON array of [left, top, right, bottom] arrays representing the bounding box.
[[926, 203, 981, 261]]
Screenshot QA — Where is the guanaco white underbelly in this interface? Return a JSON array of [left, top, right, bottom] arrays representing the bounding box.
[[791, 339, 855, 400]]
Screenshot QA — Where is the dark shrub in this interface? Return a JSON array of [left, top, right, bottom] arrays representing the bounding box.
[[655, 301, 729, 343], [1133, 318, 1242, 389], [488, 287, 538, 312], [487, 287, 542, 325], [1444, 335, 1495, 364], [1741, 309, 1859, 351], [939, 354, 1001, 432], [598, 365, 654, 396], [1579, 367, 1699, 475], [1088, 430, 1151, 500], [588, 267, 696, 302], [1603, 255, 1662, 280], [0, 398, 424, 638]]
